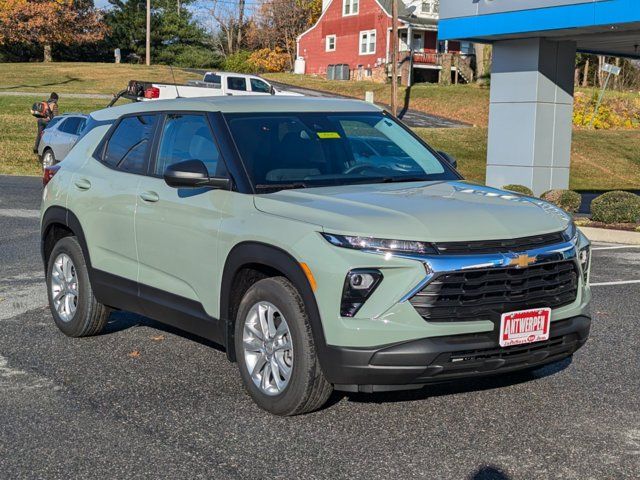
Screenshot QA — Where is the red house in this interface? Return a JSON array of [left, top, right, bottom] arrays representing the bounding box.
[[296, 0, 472, 84]]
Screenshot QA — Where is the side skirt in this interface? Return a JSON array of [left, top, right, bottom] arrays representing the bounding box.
[[91, 269, 225, 346]]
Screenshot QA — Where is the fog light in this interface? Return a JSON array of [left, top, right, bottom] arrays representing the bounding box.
[[341, 269, 383, 317], [349, 273, 376, 290], [579, 246, 591, 283]]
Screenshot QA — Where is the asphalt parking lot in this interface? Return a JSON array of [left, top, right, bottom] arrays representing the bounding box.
[[0, 175, 638, 480]]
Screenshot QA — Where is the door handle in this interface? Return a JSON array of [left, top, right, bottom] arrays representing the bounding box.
[[140, 191, 159, 203], [74, 178, 91, 191]]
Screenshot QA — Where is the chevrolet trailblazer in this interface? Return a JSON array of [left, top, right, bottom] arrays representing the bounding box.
[[40, 96, 591, 415]]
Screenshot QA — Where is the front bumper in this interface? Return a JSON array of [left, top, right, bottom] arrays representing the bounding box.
[[323, 315, 591, 392]]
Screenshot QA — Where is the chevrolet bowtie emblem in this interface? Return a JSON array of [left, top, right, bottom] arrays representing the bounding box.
[[509, 254, 537, 268]]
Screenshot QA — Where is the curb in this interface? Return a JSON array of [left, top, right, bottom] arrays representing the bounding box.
[[579, 226, 640, 245]]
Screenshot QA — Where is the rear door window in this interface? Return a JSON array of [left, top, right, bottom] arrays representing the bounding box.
[[204, 73, 222, 87], [59, 117, 83, 135], [227, 77, 248, 91], [103, 114, 157, 174]]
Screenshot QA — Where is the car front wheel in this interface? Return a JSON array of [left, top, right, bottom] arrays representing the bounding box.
[[235, 277, 332, 415]]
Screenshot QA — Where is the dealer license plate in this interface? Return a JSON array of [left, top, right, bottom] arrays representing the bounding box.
[[499, 308, 551, 348]]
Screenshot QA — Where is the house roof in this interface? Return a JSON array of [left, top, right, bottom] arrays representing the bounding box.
[[378, 0, 438, 28]]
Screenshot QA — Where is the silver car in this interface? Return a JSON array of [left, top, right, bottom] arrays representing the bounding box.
[[38, 114, 87, 168]]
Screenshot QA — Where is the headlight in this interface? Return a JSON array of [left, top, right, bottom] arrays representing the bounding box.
[[562, 221, 578, 242], [321, 233, 437, 255]]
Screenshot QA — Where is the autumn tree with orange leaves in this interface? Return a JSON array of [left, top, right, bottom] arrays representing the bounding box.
[[0, 0, 107, 62], [245, 0, 322, 69]]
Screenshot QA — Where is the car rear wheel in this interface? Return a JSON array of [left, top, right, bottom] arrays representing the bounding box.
[[235, 277, 332, 415], [42, 149, 56, 169], [46, 236, 111, 337]]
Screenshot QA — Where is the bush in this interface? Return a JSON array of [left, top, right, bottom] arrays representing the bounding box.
[[248, 48, 289, 73], [541, 189, 582, 213], [223, 51, 257, 74], [502, 184, 534, 196], [591, 191, 640, 224], [573, 92, 640, 130]]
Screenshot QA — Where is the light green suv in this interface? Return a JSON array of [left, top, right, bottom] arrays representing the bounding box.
[[41, 96, 592, 415]]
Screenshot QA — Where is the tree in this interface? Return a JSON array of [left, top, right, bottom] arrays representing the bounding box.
[[209, 0, 251, 56], [0, 0, 106, 61], [106, 0, 219, 66], [249, 0, 322, 68]]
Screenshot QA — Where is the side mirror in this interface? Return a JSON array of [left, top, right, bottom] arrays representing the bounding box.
[[438, 151, 457, 170], [163, 160, 230, 189], [269, 85, 276, 95]]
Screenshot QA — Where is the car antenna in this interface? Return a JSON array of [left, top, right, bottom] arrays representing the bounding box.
[[169, 65, 181, 98]]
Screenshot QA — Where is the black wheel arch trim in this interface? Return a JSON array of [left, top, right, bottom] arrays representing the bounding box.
[[220, 241, 330, 368]]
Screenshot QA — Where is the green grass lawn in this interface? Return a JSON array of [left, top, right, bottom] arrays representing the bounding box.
[[0, 62, 200, 95]]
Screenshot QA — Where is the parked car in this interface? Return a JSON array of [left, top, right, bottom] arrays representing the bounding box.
[[40, 96, 592, 416], [194, 71, 302, 96], [38, 113, 88, 168], [118, 73, 302, 103]]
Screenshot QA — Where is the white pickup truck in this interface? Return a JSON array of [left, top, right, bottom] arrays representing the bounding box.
[[120, 72, 301, 102]]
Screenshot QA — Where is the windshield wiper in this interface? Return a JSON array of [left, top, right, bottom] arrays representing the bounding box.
[[378, 176, 430, 183], [255, 183, 308, 192]]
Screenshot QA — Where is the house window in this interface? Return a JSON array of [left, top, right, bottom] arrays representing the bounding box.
[[326, 35, 336, 52], [359, 30, 376, 55], [421, 0, 439, 14], [343, 0, 359, 16]]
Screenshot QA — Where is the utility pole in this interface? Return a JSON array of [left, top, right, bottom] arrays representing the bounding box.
[[146, 0, 151, 66], [390, 0, 398, 116], [237, 0, 246, 52]]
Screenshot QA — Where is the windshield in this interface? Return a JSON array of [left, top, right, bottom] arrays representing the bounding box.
[[224, 112, 459, 191]]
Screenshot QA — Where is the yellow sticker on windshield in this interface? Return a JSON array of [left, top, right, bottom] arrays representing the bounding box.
[[317, 132, 341, 139]]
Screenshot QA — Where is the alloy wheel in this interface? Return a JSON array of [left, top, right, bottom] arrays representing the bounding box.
[[50, 253, 79, 322], [42, 151, 55, 169], [242, 301, 293, 396]]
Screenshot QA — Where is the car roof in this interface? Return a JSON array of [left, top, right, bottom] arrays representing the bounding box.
[[90, 96, 382, 122], [57, 113, 88, 118]]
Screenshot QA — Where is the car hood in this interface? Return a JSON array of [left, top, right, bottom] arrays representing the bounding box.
[[253, 181, 571, 242]]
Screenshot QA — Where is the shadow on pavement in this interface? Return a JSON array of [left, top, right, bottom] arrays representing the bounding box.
[[469, 466, 512, 480], [102, 310, 226, 354], [331, 357, 572, 407]]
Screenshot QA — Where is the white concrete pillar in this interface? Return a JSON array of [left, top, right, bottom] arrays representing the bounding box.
[[485, 38, 577, 195]]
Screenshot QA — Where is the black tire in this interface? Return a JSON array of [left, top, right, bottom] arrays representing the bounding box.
[[235, 277, 333, 416], [46, 236, 110, 337]]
